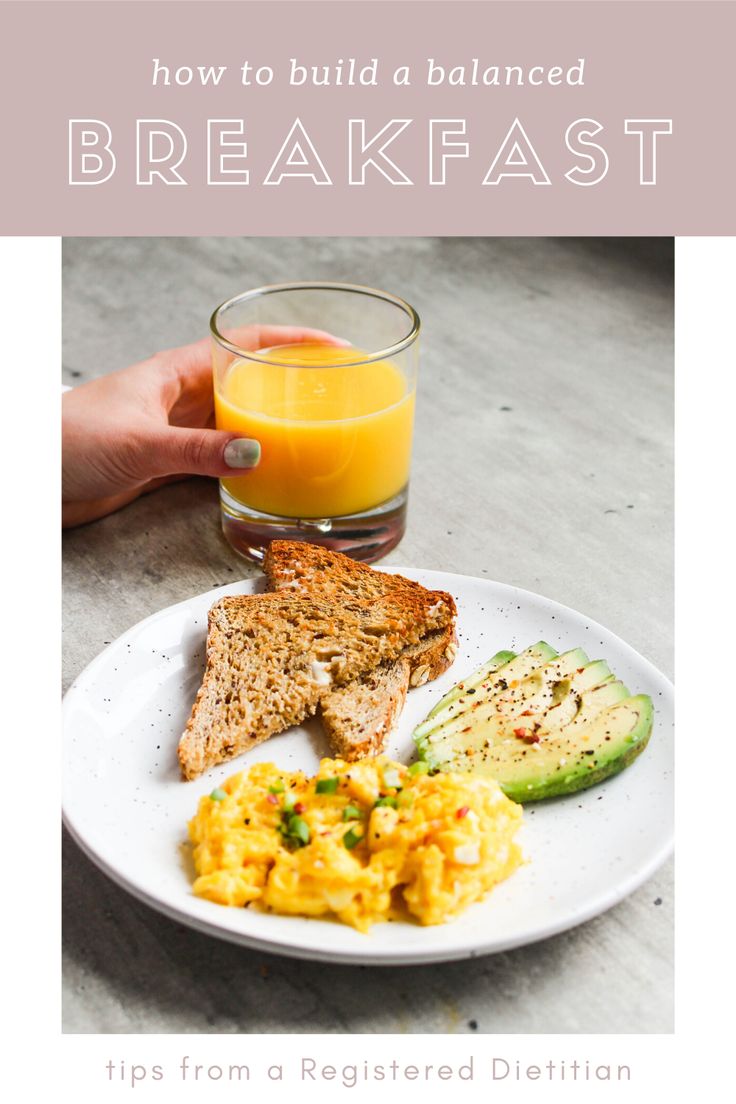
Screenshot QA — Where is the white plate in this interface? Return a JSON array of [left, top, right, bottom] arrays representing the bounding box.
[[62, 569, 673, 965]]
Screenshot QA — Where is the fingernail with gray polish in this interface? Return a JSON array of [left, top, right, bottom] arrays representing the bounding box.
[[224, 438, 261, 468]]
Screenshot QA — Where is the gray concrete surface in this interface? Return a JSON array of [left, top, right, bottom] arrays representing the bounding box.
[[62, 237, 673, 1033]]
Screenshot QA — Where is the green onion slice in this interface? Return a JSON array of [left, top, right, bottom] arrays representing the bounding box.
[[288, 815, 310, 846], [343, 827, 363, 850]]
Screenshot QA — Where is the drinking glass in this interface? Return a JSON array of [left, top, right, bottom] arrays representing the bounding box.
[[210, 282, 420, 562]]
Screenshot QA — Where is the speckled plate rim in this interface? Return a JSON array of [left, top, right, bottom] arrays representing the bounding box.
[[62, 568, 674, 966]]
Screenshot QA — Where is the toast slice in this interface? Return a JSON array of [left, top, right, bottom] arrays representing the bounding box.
[[320, 658, 412, 760], [178, 589, 451, 780], [320, 627, 458, 760], [263, 541, 458, 759], [263, 541, 457, 651]]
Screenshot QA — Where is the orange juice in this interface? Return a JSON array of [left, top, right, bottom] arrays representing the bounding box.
[[215, 343, 415, 518]]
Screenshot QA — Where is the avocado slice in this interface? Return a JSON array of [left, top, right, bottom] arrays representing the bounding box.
[[416, 673, 633, 785], [486, 695, 654, 802], [547, 677, 629, 736], [413, 641, 557, 741], [573, 658, 613, 691], [421, 648, 517, 725], [417, 647, 589, 749], [530, 659, 615, 731], [412, 637, 653, 802], [521, 667, 621, 736]]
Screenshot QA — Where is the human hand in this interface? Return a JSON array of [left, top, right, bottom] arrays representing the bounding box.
[[62, 326, 346, 528]]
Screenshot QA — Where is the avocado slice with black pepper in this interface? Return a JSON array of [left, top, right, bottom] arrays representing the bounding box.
[[419, 647, 518, 730], [413, 641, 558, 741], [485, 694, 654, 802], [413, 646, 650, 801], [415, 646, 589, 749], [417, 664, 623, 768]]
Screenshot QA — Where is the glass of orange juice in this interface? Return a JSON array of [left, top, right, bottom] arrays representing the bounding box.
[[210, 283, 420, 562]]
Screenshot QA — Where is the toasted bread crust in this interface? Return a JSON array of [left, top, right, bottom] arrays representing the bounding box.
[[403, 624, 459, 685], [263, 541, 457, 628]]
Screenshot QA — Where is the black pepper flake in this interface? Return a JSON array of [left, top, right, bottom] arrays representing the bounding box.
[[468, 1019, 478, 1030], [654, 897, 663, 906]]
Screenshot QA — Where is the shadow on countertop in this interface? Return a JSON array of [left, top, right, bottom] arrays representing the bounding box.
[[568, 237, 674, 283]]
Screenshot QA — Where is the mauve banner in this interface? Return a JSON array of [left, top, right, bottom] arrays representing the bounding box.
[[0, 0, 734, 234]]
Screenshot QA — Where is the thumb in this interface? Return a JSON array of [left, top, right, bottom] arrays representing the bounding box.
[[148, 427, 261, 478]]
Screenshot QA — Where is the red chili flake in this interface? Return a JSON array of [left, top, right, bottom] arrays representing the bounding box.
[[294, 802, 306, 815], [266, 793, 279, 805], [456, 806, 470, 819], [521, 709, 535, 716], [514, 727, 540, 744]]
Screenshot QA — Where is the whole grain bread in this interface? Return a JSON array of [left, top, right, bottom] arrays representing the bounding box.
[[321, 658, 412, 760], [263, 541, 458, 759], [319, 628, 458, 760], [178, 589, 448, 780], [263, 541, 457, 644]]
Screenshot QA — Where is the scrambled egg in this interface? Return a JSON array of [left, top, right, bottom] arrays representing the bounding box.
[[188, 757, 523, 931]]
